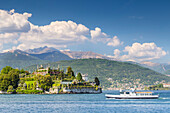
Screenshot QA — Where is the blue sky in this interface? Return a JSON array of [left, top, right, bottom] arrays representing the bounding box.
[[0, 0, 170, 63]]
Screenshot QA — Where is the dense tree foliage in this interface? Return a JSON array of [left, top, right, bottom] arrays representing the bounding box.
[[36, 74, 52, 91], [95, 77, 100, 86], [66, 66, 75, 78], [8, 69, 20, 89], [0, 68, 19, 91], [147, 84, 164, 90], [1, 66, 13, 74], [76, 73, 82, 81]]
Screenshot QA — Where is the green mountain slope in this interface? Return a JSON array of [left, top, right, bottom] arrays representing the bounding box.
[[30, 51, 72, 62], [0, 49, 72, 70], [0, 50, 49, 70], [24, 59, 170, 88]]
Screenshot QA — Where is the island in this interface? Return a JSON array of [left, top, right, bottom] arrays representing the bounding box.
[[0, 66, 102, 94]]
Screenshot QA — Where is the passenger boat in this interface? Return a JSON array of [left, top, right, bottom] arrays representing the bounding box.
[[105, 90, 159, 99]]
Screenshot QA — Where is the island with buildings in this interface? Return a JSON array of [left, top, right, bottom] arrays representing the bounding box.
[[0, 66, 102, 94]]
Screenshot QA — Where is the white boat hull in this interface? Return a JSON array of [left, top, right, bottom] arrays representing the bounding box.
[[105, 94, 159, 99]]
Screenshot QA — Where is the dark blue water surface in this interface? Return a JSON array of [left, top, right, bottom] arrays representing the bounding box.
[[0, 90, 169, 113]]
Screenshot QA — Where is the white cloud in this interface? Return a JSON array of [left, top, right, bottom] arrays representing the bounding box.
[[0, 43, 3, 50], [0, 33, 19, 50], [0, 9, 31, 51], [90, 27, 108, 42], [113, 49, 121, 58], [0, 33, 18, 44], [107, 36, 123, 47], [90, 27, 123, 46], [120, 42, 166, 62], [60, 49, 71, 52], [0, 9, 124, 53], [0, 9, 31, 33], [17, 21, 89, 50]]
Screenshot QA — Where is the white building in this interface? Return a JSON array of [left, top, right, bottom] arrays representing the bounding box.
[[163, 84, 170, 88], [82, 74, 88, 81]]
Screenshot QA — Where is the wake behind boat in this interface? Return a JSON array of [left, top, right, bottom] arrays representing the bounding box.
[[105, 90, 159, 99]]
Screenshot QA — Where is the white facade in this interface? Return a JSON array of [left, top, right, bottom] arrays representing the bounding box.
[[82, 74, 88, 81], [163, 84, 170, 88]]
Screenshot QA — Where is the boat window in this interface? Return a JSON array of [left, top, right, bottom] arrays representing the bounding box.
[[120, 92, 124, 94], [126, 92, 130, 94]]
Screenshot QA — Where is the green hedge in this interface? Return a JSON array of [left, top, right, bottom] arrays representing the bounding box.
[[7, 90, 16, 94], [16, 90, 43, 94]]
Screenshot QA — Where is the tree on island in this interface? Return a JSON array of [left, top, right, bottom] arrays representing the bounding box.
[[76, 73, 82, 82], [0, 74, 11, 91], [8, 69, 20, 89], [0, 67, 20, 91], [1, 66, 13, 74], [36, 75, 52, 91], [8, 85, 13, 91], [95, 77, 100, 86], [66, 66, 75, 78]]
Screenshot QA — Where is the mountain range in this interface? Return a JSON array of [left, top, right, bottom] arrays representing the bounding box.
[[0, 47, 71, 70], [0, 46, 114, 70], [60, 50, 114, 60]]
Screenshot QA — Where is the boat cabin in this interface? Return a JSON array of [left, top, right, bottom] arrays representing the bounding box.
[[120, 90, 153, 96]]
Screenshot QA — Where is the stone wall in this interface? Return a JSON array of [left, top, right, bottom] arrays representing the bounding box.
[[63, 87, 102, 94], [0, 91, 7, 94], [49, 88, 59, 94], [49, 87, 102, 94]]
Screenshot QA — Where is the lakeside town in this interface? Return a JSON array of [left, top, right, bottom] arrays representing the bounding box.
[[107, 78, 170, 90], [0, 65, 102, 94]]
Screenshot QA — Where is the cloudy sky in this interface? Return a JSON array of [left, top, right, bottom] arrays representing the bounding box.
[[0, 0, 170, 63]]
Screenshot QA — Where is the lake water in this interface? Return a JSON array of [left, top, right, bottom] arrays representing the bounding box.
[[0, 90, 169, 113]]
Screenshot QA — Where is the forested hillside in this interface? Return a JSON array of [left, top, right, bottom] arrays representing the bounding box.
[[25, 59, 170, 88]]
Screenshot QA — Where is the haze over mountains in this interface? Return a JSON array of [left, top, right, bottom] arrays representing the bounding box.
[[25, 46, 59, 54], [140, 61, 170, 75], [60, 51, 114, 60], [0, 46, 170, 75]]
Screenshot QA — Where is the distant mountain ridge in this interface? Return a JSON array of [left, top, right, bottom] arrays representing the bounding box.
[[26, 46, 115, 60], [1, 49, 39, 60], [139, 61, 170, 74], [0, 47, 72, 70], [30, 51, 72, 62], [0, 50, 49, 70], [140, 61, 160, 67], [25, 46, 113, 60], [25, 46, 59, 54], [60, 51, 114, 60]]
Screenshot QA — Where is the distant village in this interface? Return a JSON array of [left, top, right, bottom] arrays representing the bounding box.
[[107, 78, 170, 90]]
